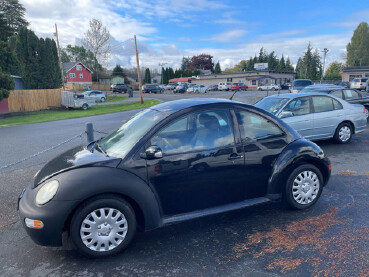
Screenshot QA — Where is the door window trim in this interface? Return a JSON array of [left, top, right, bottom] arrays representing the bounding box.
[[278, 96, 313, 118]]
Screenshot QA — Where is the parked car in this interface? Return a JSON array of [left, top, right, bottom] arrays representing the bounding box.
[[257, 83, 280, 91], [174, 83, 188, 93], [159, 84, 167, 90], [187, 85, 207, 93], [206, 84, 218, 91], [19, 98, 331, 257], [166, 83, 177, 90], [337, 81, 349, 88], [82, 91, 106, 102], [255, 93, 367, 143], [300, 84, 369, 119], [281, 83, 291, 90], [144, 84, 162, 94], [290, 79, 313, 93], [350, 78, 368, 90], [218, 82, 232, 91], [113, 84, 133, 93], [231, 83, 248, 91]]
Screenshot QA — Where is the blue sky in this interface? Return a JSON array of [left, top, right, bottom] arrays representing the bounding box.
[[21, 0, 369, 69]]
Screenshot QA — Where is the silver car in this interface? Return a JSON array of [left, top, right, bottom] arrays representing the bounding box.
[[255, 93, 367, 143], [82, 90, 106, 102]]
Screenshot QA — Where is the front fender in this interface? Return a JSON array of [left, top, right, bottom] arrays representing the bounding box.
[[53, 167, 162, 230], [267, 138, 330, 199]]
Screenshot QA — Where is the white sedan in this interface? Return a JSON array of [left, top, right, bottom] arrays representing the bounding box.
[[187, 85, 207, 93], [257, 84, 280, 91]]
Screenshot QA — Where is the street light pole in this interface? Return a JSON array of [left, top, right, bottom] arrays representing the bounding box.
[[321, 48, 328, 83]]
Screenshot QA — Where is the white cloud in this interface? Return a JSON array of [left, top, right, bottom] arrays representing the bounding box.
[[204, 29, 247, 42]]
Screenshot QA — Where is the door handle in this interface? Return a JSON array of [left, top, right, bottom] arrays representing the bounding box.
[[228, 154, 243, 160]]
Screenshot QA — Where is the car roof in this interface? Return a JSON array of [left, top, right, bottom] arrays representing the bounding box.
[[149, 98, 240, 113], [267, 92, 338, 99], [302, 84, 345, 92]]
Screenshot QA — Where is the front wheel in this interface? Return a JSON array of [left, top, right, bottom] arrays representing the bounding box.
[[82, 103, 88, 110], [258, 88, 262, 91], [334, 123, 352, 144], [364, 106, 369, 119], [101, 97, 106, 102], [285, 164, 323, 210], [70, 196, 136, 258]]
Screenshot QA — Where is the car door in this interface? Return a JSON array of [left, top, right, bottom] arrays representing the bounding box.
[[311, 95, 344, 139], [145, 108, 246, 216], [277, 96, 314, 139], [235, 109, 289, 199]]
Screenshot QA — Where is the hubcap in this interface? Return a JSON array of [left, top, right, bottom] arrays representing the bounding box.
[[339, 126, 351, 142], [80, 208, 128, 252], [292, 171, 320, 205], [365, 108, 369, 119]]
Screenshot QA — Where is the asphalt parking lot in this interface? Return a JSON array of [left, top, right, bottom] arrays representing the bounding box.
[[0, 91, 368, 276]]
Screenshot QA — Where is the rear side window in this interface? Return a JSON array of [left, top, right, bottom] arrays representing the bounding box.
[[331, 90, 343, 98], [343, 89, 360, 99], [312, 96, 335, 113], [237, 111, 284, 141]]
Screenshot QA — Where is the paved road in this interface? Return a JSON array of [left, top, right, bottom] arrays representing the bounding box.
[[0, 91, 368, 276]]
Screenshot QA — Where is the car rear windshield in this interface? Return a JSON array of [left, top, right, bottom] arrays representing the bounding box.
[[98, 109, 168, 158], [293, 80, 312, 87], [255, 97, 289, 115]]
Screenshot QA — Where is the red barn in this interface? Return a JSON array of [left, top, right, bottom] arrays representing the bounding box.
[[62, 62, 92, 84]]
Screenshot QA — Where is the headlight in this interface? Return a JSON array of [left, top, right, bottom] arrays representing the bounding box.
[[35, 180, 59, 205]]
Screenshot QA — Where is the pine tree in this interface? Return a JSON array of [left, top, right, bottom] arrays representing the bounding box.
[[295, 58, 303, 79], [144, 68, 151, 84], [0, 12, 12, 41], [0, 0, 29, 33], [346, 22, 369, 66], [214, 61, 221, 73], [279, 55, 286, 71], [112, 64, 125, 77], [258, 47, 267, 63], [285, 57, 294, 71]]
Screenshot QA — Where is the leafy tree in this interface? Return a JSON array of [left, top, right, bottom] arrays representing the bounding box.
[[112, 64, 125, 78], [61, 44, 102, 74], [0, 67, 14, 100], [0, 0, 28, 33], [144, 68, 151, 84], [324, 61, 344, 80], [186, 54, 214, 72], [346, 22, 369, 66], [214, 61, 221, 73], [181, 57, 190, 71]]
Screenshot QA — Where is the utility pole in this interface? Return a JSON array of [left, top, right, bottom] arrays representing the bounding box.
[[321, 48, 329, 83], [134, 35, 143, 104], [54, 23, 65, 90]]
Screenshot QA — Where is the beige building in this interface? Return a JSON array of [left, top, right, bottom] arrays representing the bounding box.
[[341, 66, 369, 82], [190, 70, 295, 89]]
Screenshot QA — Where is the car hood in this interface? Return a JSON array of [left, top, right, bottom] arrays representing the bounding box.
[[33, 145, 121, 188]]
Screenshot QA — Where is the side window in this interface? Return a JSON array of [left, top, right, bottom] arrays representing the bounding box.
[[343, 89, 360, 99], [150, 110, 234, 155], [238, 111, 284, 141], [312, 96, 334, 113], [282, 97, 311, 117], [331, 90, 343, 99], [333, 99, 343, 110]]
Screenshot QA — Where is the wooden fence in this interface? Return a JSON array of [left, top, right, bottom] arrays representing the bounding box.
[[64, 83, 111, 91], [8, 88, 62, 112]]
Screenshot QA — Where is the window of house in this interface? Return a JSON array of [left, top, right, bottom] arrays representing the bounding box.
[[79, 73, 83, 79], [76, 65, 82, 71], [227, 78, 232, 82], [69, 73, 75, 78], [252, 80, 256, 85]]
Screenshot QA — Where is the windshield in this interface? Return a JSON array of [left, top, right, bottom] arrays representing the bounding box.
[[255, 97, 289, 115], [293, 80, 312, 87], [98, 109, 167, 158]]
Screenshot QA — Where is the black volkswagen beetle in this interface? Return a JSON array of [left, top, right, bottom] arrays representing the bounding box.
[[19, 98, 331, 257]]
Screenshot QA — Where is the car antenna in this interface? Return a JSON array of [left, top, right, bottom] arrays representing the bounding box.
[[230, 90, 238, 100]]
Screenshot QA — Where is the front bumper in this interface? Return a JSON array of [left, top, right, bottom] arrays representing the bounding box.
[[18, 185, 79, 246]]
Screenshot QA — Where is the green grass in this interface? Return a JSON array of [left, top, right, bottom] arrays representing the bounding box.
[[106, 95, 128, 102], [0, 99, 160, 127]]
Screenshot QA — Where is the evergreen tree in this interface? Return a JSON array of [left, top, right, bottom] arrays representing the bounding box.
[[0, 0, 29, 33], [346, 22, 369, 66], [278, 55, 286, 71], [112, 64, 125, 77], [144, 68, 151, 84], [0, 66, 14, 101], [295, 58, 303, 79], [214, 61, 221, 73], [267, 51, 278, 70], [181, 57, 190, 71], [161, 67, 167, 84], [285, 57, 294, 71], [0, 40, 21, 75], [0, 12, 12, 41]]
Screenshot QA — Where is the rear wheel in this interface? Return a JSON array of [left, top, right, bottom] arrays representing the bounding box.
[[271, 87, 276, 91], [364, 106, 369, 119], [285, 164, 323, 210], [334, 122, 352, 144], [82, 103, 88, 110], [101, 97, 106, 102], [70, 196, 136, 258], [258, 88, 262, 91]]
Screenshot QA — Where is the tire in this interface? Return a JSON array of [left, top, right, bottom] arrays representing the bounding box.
[[334, 122, 353, 144], [70, 195, 136, 258], [258, 88, 262, 91], [271, 87, 276, 91], [101, 97, 106, 102], [82, 104, 88, 110], [285, 164, 323, 210], [365, 106, 369, 120]]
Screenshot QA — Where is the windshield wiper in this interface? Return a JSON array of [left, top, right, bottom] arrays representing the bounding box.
[[95, 143, 108, 156]]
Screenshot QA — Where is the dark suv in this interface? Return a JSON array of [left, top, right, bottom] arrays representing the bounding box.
[[144, 84, 162, 94], [113, 84, 133, 93]]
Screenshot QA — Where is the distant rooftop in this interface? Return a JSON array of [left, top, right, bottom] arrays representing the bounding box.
[[342, 66, 369, 72]]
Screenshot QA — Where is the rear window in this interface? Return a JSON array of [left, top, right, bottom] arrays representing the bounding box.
[[293, 80, 312, 87], [361, 78, 368, 82]]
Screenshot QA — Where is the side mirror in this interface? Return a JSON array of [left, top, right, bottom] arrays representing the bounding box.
[[279, 111, 294, 119], [140, 146, 163, 160]]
